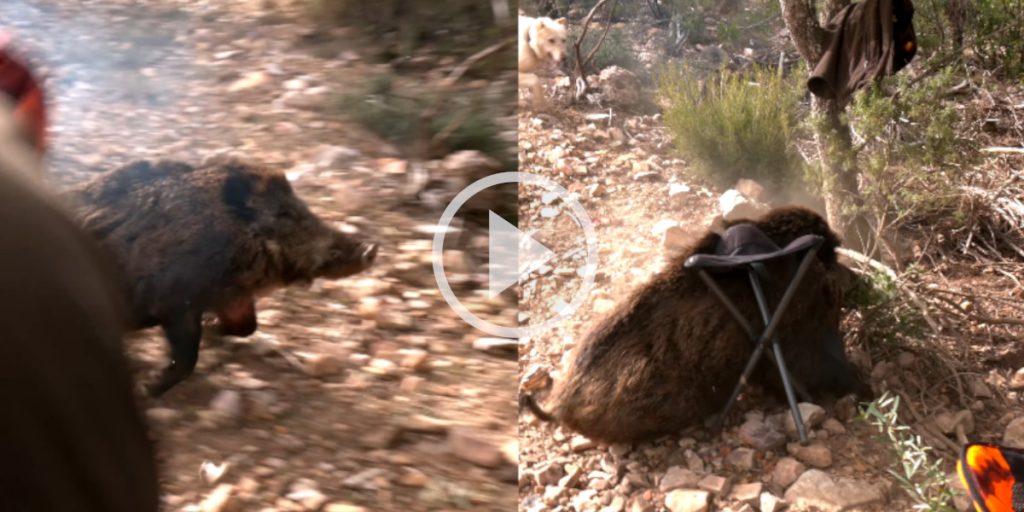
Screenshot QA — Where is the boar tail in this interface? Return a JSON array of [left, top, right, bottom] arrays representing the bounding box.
[[519, 393, 556, 422]]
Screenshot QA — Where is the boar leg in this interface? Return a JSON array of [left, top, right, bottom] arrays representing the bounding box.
[[147, 309, 203, 397], [217, 296, 257, 337]]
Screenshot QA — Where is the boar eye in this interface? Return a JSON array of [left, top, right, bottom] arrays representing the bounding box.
[[549, 38, 555, 43], [277, 208, 300, 221]]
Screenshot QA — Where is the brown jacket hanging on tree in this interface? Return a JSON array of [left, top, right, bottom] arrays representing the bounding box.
[[808, 0, 918, 106]]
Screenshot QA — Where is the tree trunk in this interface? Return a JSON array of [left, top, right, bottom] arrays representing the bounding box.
[[818, 97, 874, 252], [779, 0, 874, 253]]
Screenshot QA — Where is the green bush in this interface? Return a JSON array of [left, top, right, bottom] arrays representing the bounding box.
[[660, 0, 781, 47], [970, 0, 1024, 76], [306, 0, 507, 57], [334, 74, 512, 166], [657, 63, 805, 192], [844, 269, 926, 351], [909, 0, 1024, 77], [848, 68, 976, 224]]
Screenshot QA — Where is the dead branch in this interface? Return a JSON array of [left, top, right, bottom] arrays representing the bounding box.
[[571, 0, 619, 99], [582, 0, 619, 71], [981, 146, 1024, 154]]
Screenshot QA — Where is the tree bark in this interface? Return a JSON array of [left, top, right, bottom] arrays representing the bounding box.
[[779, 0, 873, 252]]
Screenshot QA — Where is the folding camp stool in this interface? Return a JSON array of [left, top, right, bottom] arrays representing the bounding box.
[[684, 223, 825, 444]]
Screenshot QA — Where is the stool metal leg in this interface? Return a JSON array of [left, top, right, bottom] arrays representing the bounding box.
[[749, 270, 808, 444], [700, 246, 820, 443], [715, 319, 775, 430], [698, 270, 813, 402]]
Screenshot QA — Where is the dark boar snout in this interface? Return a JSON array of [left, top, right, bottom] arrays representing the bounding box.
[[320, 235, 377, 278]]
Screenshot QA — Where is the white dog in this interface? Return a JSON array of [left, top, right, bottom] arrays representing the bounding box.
[[519, 14, 568, 105]]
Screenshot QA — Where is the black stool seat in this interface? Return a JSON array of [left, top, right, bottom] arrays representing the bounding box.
[[684, 222, 825, 444], [686, 224, 823, 269]]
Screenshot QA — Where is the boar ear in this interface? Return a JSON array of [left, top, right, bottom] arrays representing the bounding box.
[[222, 173, 255, 220], [555, 17, 567, 26]]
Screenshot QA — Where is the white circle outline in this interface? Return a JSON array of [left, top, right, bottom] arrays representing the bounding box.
[[431, 172, 598, 339]]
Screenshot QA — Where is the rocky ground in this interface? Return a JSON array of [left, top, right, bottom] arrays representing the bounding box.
[[516, 20, 1024, 512], [1, 0, 517, 510]]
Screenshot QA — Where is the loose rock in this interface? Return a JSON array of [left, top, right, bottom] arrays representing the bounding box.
[[1004, 417, 1024, 448], [725, 447, 755, 470], [787, 442, 832, 468], [659, 466, 701, 492], [739, 418, 785, 451], [784, 470, 886, 511], [730, 482, 762, 505], [698, 474, 729, 495], [664, 489, 710, 512], [783, 403, 827, 433], [771, 457, 805, 489]]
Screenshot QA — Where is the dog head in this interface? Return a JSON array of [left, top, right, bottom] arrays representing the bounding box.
[[530, 17, 568, 66]]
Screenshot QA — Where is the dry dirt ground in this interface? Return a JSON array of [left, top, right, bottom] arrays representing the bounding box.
[[516, 22, 1024, 512], [0, 0, 517, 510]]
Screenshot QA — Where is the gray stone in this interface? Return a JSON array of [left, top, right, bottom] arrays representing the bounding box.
[[784, 469, 886, 511], [787, 442, 832, 468], [1010, 368, 1024, 390], [725, 447, 756, 470], [771, 457, 805, 489], [730, 482, 762, 505], [685, 450, 705, 473], [783, 403, 827, 433], [664, 489, 710, 512], [532, 461, 565, 486], [739, 418, 786, 451], [559, 463, 583, 488], [821, 418, 846, 435], [660, 466, 701, 492], [719, 189, 768, 221], [1004, 417, 1024, 448], [760, 492, 785, 512], [572, 489, 599, 511], [697, 474, 729, 495], [603, 495, 626, 512], [628, 497, 655, 512]]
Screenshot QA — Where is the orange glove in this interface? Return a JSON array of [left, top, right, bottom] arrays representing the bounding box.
[[958, 442, 1024, 512]]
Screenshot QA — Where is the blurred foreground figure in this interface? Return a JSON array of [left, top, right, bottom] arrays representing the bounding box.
[[0, 30, 47, 154], [0, 96, 159, 508], [958, 443, 1024, 512]]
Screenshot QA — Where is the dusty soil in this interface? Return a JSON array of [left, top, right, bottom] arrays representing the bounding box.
[[0, 0, 517, 510]]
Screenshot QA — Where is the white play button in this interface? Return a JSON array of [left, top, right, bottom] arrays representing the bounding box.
[[433, 172, 597, 339], [488, 211, 555, 299]]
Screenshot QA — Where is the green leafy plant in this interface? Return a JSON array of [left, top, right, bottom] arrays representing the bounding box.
[[859, 392, 958, 511], [657, 63, 806, 192], [847, 68, 976, 231], [844, 267, 927, 352]]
